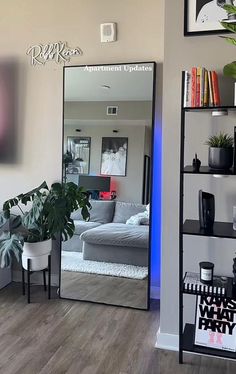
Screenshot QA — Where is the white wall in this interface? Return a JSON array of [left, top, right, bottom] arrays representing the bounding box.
[[0, 0, 164, 282], [159, 0, 236, 348], [64, 123, 148, 203]]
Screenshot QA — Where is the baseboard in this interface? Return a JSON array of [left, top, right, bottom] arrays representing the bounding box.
[[155, 327, 178, 351], [150, 286, 160, 299], [13, 270, 59, 287]]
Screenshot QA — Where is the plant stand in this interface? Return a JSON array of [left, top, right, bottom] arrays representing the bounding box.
[[21, 255, 51, 303]]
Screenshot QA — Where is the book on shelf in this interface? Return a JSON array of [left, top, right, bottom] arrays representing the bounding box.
[[183, 272, 229, 296], [183, 68, 221, 108], [191, 67, 197, 107], [211, 70, 221, 106], [194, 295, 236, 352], [183, 71, 191, 108]]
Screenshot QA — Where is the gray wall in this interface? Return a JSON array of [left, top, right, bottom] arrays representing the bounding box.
[[64, 124, 149, 203], [65, 101, 152, 121], [160, 0, 236, 338], [0, 0, 164, 287]]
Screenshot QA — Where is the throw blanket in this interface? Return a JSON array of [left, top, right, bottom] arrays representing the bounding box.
[[126, 204, 149, 225]]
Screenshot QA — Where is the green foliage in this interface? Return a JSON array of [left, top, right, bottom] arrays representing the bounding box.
[[0, 232, 23, 268], [223, 62, 236, 78], [205, 132, 234, 148], [220, 6, 236, 78], [223, 4, 236, 15], [0, 181, 91, 268]]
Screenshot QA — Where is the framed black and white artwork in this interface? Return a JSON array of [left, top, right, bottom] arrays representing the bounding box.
[[184, 0, 234, 36], [100, 137, 128, 177], [67, 136, 91, 174]]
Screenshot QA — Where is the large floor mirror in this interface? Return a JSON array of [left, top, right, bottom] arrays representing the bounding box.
[[60, 62, 156, 309]]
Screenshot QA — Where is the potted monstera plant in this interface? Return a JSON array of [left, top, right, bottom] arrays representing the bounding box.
[[0, 181, 90, 270]]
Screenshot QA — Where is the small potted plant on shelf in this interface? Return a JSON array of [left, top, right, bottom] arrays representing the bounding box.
[[0, 181, 90, 270], [205, 132, 234, 170]]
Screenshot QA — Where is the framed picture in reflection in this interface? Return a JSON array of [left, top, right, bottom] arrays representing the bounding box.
[[100, 137, 128, 177], [67, 136, 91, 174]]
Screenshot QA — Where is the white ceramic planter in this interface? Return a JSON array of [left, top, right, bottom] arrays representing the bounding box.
[[22, 239, 52, 271]]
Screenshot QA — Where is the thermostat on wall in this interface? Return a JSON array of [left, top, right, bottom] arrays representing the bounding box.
[[100, 23, 117, 43]]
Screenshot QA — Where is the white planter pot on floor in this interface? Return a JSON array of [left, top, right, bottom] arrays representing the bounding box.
[[22, 239, 52, 271]]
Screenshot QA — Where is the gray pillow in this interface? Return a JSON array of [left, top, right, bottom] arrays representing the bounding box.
[[71, 200, 115, 224], [112, 201, 146, 223]]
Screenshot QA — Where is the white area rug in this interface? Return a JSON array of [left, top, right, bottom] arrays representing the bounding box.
[[61, 251, 148, 280]]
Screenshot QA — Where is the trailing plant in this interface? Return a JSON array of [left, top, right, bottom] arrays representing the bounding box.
[[220, 4, 236, 78], [0, 181, 91, 268], [205, 132, 234, 148]]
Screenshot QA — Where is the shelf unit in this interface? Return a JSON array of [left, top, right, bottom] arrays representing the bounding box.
[[179, 72, 236, 363]]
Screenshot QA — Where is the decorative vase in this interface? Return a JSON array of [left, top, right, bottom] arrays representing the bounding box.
[[22, 239, 52, 271], [208, 147, 233, 170]]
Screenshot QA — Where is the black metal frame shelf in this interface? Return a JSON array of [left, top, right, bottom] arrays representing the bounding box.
[[183, 219, 236, 239], [183, 105, 236, 112], [183, 166, 235, 175], [179, 72, 236, 364], [183, 324, 236, 360]]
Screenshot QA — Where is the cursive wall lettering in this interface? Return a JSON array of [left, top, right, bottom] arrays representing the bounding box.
[[26, 42, 83, 66]]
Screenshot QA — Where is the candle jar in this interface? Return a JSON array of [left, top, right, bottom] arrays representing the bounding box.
[[199, 262, 214, 284]]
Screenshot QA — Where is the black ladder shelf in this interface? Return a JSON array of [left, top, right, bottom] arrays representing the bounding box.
[[179, 72, 236, 364]]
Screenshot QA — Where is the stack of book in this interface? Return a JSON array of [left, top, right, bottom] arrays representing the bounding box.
[[183, 67, 221, 108], [183, 272, 230, 296]]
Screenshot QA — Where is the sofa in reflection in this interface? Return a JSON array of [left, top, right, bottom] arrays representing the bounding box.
[[63, 200, 149, 267]]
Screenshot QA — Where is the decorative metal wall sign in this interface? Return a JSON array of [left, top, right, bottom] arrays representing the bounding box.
[[26, 41, 83, 66]]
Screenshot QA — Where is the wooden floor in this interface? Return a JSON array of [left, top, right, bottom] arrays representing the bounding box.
[[61, 270, 148, 309], [0, 283, 235, 374]]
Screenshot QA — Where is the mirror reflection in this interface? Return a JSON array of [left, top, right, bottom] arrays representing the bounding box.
[[60, 62, 155, 309]]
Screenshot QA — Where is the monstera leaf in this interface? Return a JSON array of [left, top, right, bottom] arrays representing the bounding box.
[[223, 62, 236, 79], [0, 212, 7, 228], [0, 232, 23, 268]]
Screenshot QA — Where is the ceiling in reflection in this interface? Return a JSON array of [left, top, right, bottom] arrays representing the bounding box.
[[64, 64, 154, 102]]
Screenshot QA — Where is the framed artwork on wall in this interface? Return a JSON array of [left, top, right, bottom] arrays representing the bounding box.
[[67, 136, 91, 174], [100, 137, 128, 177], [184, 0, 233, 36]]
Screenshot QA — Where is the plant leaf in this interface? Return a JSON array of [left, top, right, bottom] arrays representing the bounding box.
[[221, 21, 236, 33], [0, 212, 7, 228], [0, 232, 23, 268], [220, 36, 236, 46], [205, 132, 234, 148], [223, 62, 236, 78], [22, 194, 44, 229], [18, 181, 48, 205], [224, 4, 236, 15]]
